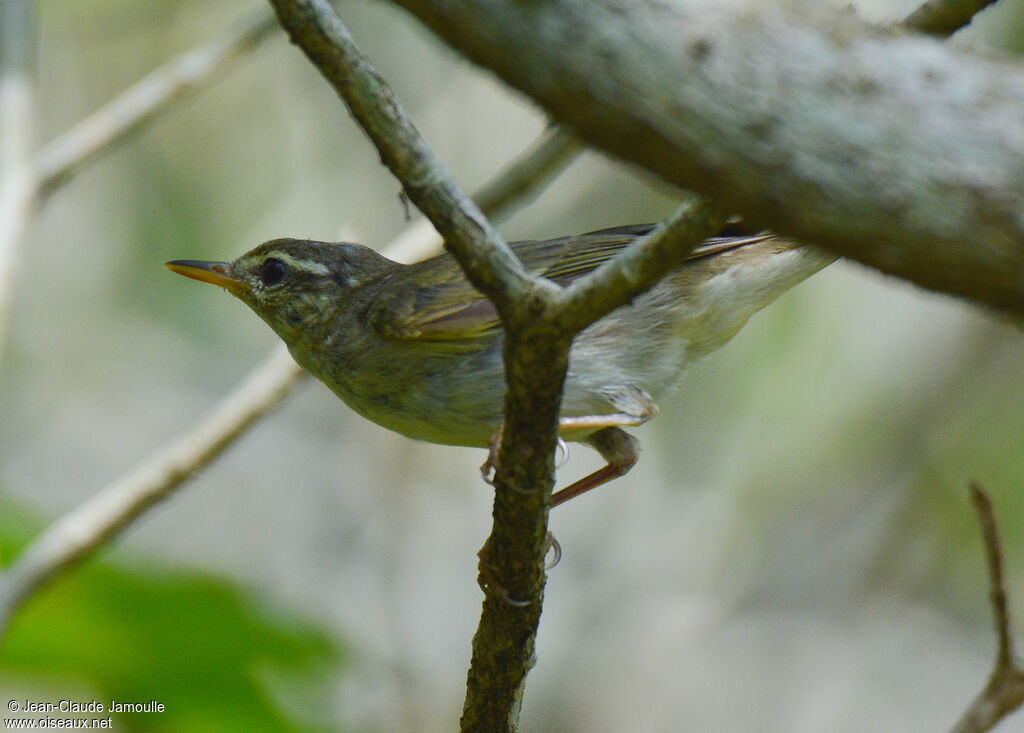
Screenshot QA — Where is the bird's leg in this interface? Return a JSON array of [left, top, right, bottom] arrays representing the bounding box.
[[481, 386, 657, 499], [479, 423, 504, 485], [477, 390, 655, 592], [548, 386, 657, 506], [551, 426, 640, 507]]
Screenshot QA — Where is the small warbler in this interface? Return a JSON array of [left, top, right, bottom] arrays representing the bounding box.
[[167, 224, 834, 504]]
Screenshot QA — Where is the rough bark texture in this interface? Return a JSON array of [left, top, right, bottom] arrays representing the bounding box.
[[390, 0, 1024, 315]]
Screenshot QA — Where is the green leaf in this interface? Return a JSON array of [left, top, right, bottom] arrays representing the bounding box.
[[0, 496, 345, 733]]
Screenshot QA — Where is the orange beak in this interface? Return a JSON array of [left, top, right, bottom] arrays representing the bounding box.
[[165, 259, 248, 295]]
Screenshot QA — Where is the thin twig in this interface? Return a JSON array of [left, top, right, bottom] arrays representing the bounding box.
[[970, 483, 1014, 670], [950, 482, 1024, 733], [0, 344, 304, 635], [0, 10, 279, 364], [902, 0, 1002, 36], [0, 119, 582, 644], [386, 126, 581, 263], [35, 12, 278, 200], [473, 127, 582, 221], [0, 0, 36, 358], [268, 0, 537, 316], [554, 199, 723, 333], [265, 7, 735, 732]]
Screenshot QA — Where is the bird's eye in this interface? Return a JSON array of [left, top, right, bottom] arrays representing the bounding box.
[[260, 258, 287, 286]]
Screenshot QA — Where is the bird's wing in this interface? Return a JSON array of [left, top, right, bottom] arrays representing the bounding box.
[[368, 225, 771, 342], [366, 234, 576, 342]]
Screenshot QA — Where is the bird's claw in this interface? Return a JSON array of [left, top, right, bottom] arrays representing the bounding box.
[[545, 532, 562, 569], [479, 426, 504, 486], [476, 532, 562, 605], [477, 541, 531, 607], [482, 428, 570, 487], [555, 438, 570, 468]]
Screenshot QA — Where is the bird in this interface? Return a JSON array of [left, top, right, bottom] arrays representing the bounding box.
[[167, 223, 834, 505]]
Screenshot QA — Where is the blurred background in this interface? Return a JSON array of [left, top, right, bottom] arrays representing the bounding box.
[[2, 0, 1024, 730]]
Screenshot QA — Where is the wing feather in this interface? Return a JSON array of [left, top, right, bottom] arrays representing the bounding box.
[[368, 225, 774, 342]]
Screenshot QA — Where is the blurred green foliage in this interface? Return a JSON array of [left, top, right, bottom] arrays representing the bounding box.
[[0, 497, 345, 733]]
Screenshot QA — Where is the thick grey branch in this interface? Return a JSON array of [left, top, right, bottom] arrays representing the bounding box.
[[389, 0, 1024, 315]]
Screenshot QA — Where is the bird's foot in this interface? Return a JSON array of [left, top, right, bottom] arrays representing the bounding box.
[[476, 531, 561, 605], [481, 424, 569, 489], [479, 425, 504, 486]]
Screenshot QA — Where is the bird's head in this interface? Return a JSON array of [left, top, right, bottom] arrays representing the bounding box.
[[166, 238, 398, 341]]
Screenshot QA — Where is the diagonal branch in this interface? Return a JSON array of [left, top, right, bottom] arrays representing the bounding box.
[[903, 0, 1003, 36], [388, 0, 1024, 315], [385, 125, 581, 264], [34, 12, 279, 200], [554, 199, 722, 333], [473, 127, 582, 221], [268, 0, 536, 315], [0, 344, 304, 636], [0, 10, 279, 364], [0, 119, 582, 645]]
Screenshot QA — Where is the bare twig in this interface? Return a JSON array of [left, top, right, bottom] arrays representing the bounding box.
[[0, 119, 582, 644], [268, 0, 537, 316], [473, 126, 582, 221], [0, 0, 36, 358], [950, 482, 1024, 733], [0, 344, 304, 635], [0, 10, 279, 364], [971, 483, 1014, 671], [35, 12, 278, 200], [386, 126, 581, 263], [264, 4, 726, 730], [903, 0, 1002, 36]]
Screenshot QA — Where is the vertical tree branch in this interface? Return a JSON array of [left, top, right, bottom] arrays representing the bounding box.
[[950, 482, 1024, 733], [0, 0, 36, 358], [263, 4, 724, 729]]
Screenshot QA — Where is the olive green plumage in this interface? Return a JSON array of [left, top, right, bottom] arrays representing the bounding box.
[[168, 224, 834, 501]]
